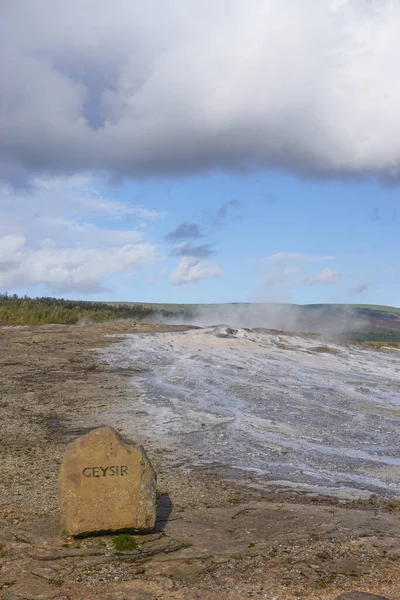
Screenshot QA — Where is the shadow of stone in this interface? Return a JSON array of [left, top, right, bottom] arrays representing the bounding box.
[[155, 492, 173, 532]]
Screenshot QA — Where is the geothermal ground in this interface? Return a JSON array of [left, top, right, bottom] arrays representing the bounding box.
[[1, 322, 400, 599], [101, 326, 400, 498]]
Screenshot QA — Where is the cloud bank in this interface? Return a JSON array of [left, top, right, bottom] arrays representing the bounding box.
[[165, 216, 222, 284], [170, 257, 223, 285], [0, 176, 158, 293], [2, 1, 400, 183], [262, 254, 343, 294]]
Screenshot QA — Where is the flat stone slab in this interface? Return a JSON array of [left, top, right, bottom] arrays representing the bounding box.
[[2, 503, 400, 599], [59, 426, 156, 536], [160, 501, 400, 558], [335, 593, 391, 600]]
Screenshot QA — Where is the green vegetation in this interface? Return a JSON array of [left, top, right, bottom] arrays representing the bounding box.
[[0, 293, 193, 326], [310, 346, 340, 354], [360, 341, 400, 349], [339, 331, 400, 343], [302, 304, 400, 342], [112, 533, 138, 551], [83, 564, 96, 574], [1, 294, 399, 342], [49, 579, 64, 587]]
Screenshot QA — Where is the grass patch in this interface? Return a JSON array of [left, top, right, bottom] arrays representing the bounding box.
[[112, 533, 139, 552], [310, 346, 340, 354], [386, 500, 400, 512]]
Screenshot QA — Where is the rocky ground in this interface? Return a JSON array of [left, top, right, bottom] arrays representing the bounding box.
[[0, 322, 399, 600]]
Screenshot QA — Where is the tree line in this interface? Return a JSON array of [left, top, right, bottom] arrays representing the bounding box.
[[0, 293, 193, 326]]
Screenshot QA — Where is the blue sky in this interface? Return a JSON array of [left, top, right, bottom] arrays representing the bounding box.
[[0, 1, 399, 307], [108, 172, 399, 306], [4, 171, 397, 306]]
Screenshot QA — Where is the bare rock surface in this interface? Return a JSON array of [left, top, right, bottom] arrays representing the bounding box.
[[59, 426, 156, 536], [1, 503, 400, 599], [1, 322, 400, 599], [161, 501, 400, 556]]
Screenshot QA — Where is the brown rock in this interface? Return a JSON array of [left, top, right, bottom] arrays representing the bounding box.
[[59, 426, 156, 536], [2, 576, 62, 600], [335, 593, 391, 600]]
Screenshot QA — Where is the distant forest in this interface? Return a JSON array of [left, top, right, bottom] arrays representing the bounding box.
[[0, 293, 192, 326]]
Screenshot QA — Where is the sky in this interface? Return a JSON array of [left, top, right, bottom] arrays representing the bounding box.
[[0, 0, 399, 306]]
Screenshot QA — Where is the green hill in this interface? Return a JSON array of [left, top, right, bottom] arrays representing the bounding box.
[[1, 294, 399, 343]]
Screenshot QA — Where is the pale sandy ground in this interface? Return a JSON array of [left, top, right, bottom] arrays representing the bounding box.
[[0, 322, 399, 600]]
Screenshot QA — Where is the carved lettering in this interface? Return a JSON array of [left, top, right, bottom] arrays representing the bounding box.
[[82, 465, 129, 478]]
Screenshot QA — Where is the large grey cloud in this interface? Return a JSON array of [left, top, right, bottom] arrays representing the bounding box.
[[1, 1, 400, 183]]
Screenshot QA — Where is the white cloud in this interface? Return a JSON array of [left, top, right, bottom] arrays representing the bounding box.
[[170, 257, 223, 285], [262, 253, 335, 289], [0, 176, 164, 230], [2, 1, 400, 181], [0, 176, 159, 293], [265, 253, 334, 265], [298, 268, 342, 286], [0, 236, 155, 293]]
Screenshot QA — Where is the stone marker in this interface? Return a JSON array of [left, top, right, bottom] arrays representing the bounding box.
[[59, 426, 156, 536], [335, 593, 391, 600]]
